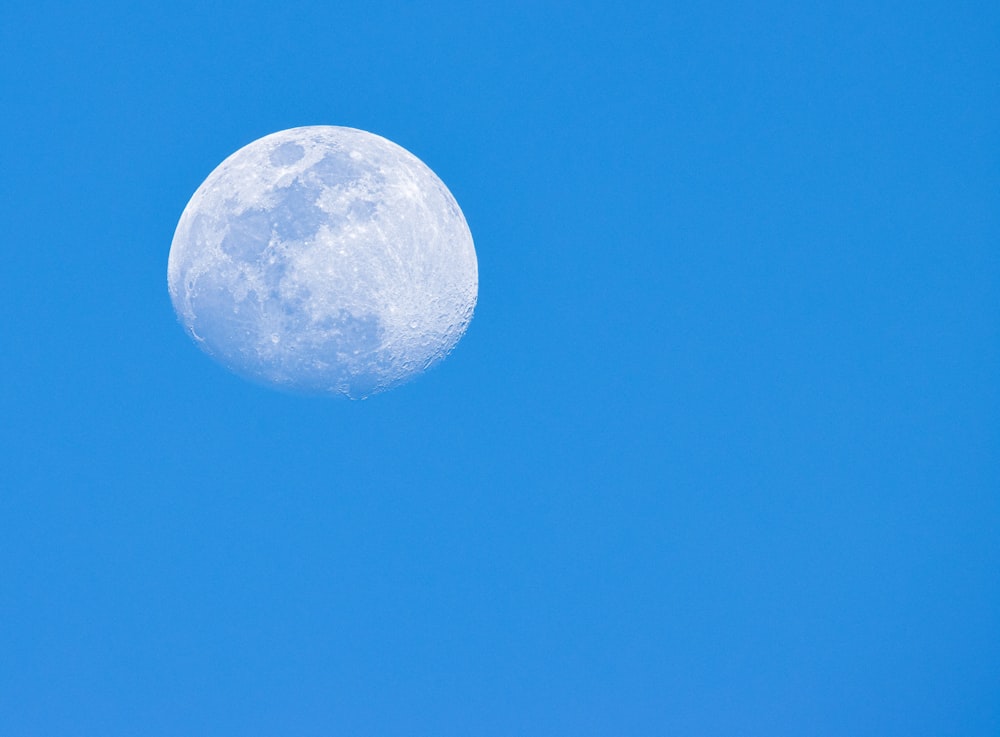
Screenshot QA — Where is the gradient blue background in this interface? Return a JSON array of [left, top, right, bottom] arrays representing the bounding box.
[[2, 1, 998, 735]]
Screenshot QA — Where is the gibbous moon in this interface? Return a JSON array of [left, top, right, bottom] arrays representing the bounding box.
[[167, 126, 478, 398]]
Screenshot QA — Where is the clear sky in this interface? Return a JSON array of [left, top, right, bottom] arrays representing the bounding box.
[[1, 1, 998, 735]]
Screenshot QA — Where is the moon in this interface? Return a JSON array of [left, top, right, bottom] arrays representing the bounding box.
[[167, 126, 478, 399]]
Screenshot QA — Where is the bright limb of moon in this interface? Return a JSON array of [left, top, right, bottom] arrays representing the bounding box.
[[167, 126, 478, 398]]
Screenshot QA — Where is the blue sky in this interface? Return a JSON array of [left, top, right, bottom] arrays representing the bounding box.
[[1, 1, 998, 735]]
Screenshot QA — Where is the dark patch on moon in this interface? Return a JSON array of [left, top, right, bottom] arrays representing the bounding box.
[[311, 152, 366, 188], [270, 181, 327, 241], [221, 181, 329, 260], [269, 141, 305, 166], [220, 209, 273, 260]]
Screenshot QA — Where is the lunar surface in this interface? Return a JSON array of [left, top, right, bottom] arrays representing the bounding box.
[[167, 126, 478, 398]]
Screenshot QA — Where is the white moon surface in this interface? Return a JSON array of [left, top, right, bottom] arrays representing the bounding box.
[[167, 126, 478, 398]]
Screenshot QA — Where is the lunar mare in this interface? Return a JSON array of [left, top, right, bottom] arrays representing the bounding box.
[[167, 126, 478, 398]]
